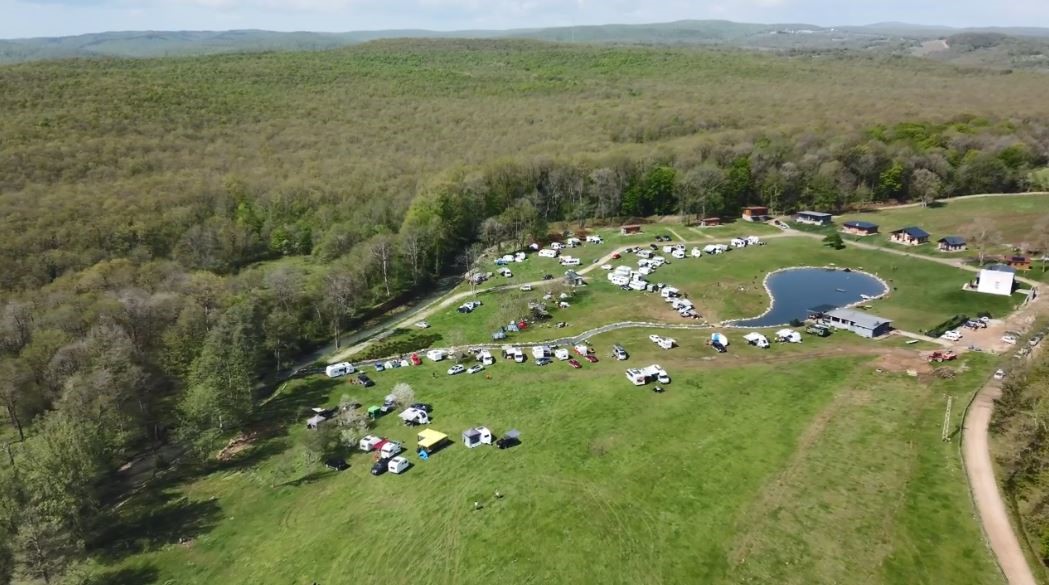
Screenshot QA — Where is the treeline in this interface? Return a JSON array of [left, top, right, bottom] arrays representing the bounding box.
[[993, 350, 1049, 566]]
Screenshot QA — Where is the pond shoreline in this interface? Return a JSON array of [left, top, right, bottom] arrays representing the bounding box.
[[723, 265, 891, 329]]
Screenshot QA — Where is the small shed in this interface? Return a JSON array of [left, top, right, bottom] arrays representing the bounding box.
[[795, 211, 833, 226], [462, 427, 493, 448], [976, 265, 1016, 296], [620, 224, 642, 235], [938, 236, 967, 252], [843, 220, 879, 236], [822, 308, 893, 338], [890, 227, 930, 246], [742, 206, 769, 222], [697, 217, 721, 227]]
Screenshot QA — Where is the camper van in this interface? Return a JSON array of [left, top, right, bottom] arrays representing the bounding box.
[[532, 346, 551, 360], [691, 247, 703, 258], [478, 350, 495, 366], [538, 249, 559, 258], [560, 256, 581, 266], [586, 235, 603, 244], [325, 362, 355, 378], [426, 349, 448, 362], [612, 344, 629, 360], [661, 287, 680, 299]]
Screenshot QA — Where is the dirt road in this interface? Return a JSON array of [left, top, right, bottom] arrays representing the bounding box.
[[963, 292, 1046, 585]]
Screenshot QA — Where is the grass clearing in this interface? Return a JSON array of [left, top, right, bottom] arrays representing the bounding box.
[[97, 332, 1002, 585]]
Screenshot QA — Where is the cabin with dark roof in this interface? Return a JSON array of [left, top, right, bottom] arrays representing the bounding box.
[[620, 224, 642, 235], [696, 217, 721, 227], [1005, 255, 1032, 271], [889, 226, 930, 246], [795, 211, 833, 226], [842, 220, 879, 236], [937, 236, 967, 252]]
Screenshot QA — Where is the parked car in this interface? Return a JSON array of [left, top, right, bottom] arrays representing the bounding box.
[[467, 364, 485, 374], [648, 334, 664, 344], [942, 330, 963, 342], [1001, 334, 1018, 345], [806, 325, 831, 337], [447, 364, 466, 375], [1029, 334, 1042, 347], [994, 368, 1007, 381], [410, 402, 433, 413], [611, 253, 621, 259], [657, 371, 671, 384], [357, 373, 375, 387], [520, 284, 533, 291], [415, 321, 431, 328], [584, 355, 598, 363], [371, 458, 390, 476], [568, 359, 582, 369], [612, 345, 629, 360], [535, 357, 553, 366]]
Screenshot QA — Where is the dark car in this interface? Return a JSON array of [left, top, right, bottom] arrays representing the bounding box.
[[410, 403, 434, 413], [653, 386, 665, 393], [649, 243, 658, 250], [711, 341, 727, 353], [325, 457, 349, 471], [535, 357, 553, 366], [584, 355, 598, 363], [357, 373, 375, 387], [371, 458, 389, 476], [567, 359, 582, 369], [497, 429, 521, 449], [543, 274, 554, 280]]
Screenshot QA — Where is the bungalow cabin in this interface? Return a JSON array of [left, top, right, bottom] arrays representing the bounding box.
[[697, 217, 721, 227], [889, 227, 930, 246], [975, 265, 1016, 296], [938, 236, 967, 252], [1006, 255, 1032, 271], [620, 224, 642, 235], [795, 211, 833, 226], [821, 308, 893, 338], [741, 206, 770, 222], [842, 220, 879, 236]]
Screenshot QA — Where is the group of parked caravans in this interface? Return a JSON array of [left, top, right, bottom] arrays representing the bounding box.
[[741, 329, 802, 350]]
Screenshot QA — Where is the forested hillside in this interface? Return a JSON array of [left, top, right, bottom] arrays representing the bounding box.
[[1, 39, 1049, 583]]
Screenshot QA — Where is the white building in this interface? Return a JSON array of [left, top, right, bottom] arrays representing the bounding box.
[[976, 265, 1016, 296]]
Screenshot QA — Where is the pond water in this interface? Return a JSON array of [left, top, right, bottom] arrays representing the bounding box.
[[731, 268, 888, 328]]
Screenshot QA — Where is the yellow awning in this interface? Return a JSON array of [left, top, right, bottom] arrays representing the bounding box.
[[418, 429, 448, 449]]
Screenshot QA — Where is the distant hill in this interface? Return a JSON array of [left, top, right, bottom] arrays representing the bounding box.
[[2, 20, 1048, 68]]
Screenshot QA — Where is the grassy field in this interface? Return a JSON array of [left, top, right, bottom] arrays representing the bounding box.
[[832, 194, 1049, 280], [406, 235, 1019, 351], [96, 329, 1002, 585]]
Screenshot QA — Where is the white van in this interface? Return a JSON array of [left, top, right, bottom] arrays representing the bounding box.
[[561, 256, 581, 266], [538, 249, 559, 258], [671, 249, 686, 259], [586, 235, 603, 244]]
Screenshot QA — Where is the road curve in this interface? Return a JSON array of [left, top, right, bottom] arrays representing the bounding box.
[[964, 381, 1038, 585]]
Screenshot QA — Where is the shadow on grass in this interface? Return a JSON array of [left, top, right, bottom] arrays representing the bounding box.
[[91, 488, 222, 563], [85, 565, 160, 585], [278, 469, 333, 488], [259, 376, 344, 426]]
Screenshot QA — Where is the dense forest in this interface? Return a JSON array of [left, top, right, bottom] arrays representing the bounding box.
[[1, 39, 1049, 583]]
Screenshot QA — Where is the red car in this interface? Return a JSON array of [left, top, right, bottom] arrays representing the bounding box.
[[567, 359, 582, 369], [584, 355, 598, 363], [611, 253, 621, 259]]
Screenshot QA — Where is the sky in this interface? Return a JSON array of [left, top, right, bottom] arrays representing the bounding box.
[[3, 0, 1049, 39]]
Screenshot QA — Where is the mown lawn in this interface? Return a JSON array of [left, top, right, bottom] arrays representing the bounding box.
[[95, 333, 1002, 585]]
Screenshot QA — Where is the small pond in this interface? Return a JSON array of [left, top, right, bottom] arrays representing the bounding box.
[[731, 267, 888, 328]]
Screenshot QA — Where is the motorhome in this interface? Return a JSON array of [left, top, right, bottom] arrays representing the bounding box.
[[560, 256, 581, 266], [478, 350, 495, 365], [426, 349, 448, 362], [538, 249, 559, 258]]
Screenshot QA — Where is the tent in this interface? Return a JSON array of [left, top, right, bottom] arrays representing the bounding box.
[[418, 429, 450, 454], [711, 332, 729, 347], [776, 329, 802, 343], [462, 427, 493, 448], [743, 332, 770, 348]]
